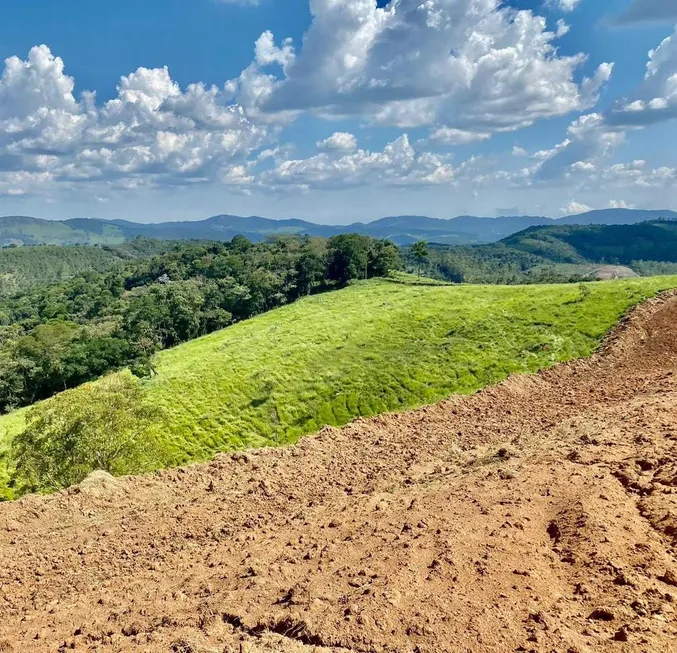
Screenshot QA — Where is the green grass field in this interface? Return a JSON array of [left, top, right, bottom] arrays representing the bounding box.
[[2, 275, 677, 499]]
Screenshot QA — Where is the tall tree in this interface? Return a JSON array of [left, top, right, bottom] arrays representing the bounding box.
[[326, 234, 371, 284], [410, 241, 429, 279]]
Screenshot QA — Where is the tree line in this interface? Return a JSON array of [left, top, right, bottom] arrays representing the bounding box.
[[0, 233, 400, 413]]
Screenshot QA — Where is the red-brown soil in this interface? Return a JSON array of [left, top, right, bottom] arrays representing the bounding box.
[[1, 293, 677, 653]]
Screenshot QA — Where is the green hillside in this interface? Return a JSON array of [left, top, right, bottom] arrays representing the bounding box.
[[2, 275, 677, 498], [502, 220, 677, 264], [0, 216, 126, 246], [410, 220, 677, 284], [0, 240, 176, 296]]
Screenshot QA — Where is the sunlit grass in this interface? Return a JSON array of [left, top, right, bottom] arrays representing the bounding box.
[[2, 274, 677, 499]]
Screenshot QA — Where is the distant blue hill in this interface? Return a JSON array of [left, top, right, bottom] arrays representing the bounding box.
[[1, 208, 676, 247]]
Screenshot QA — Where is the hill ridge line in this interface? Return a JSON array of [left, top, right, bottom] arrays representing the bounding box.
[[3, 208, 677, 246]]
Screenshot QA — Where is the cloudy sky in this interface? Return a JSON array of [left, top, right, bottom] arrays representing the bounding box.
[[0, 0, 676, 223]]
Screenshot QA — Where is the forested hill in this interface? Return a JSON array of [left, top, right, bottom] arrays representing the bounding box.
[[406, 220, 677, 284], [0, 234, 399, 414], [0, 240, 172, 296], [502, 220, 677, 264], [1, 208, 676, 247]]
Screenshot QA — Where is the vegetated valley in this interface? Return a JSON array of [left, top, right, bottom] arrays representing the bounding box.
[[2, 218, 677, 651], [2, 221, 677, 498]]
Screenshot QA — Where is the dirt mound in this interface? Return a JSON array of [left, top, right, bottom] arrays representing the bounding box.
[[2, 293, 677, 652], [73, 470, 122, 495], [588, 265, 638, 280]]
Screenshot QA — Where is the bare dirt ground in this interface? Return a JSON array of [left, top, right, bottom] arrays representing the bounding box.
[[586, 266, 638, 281], [1, 293, 677, 653]]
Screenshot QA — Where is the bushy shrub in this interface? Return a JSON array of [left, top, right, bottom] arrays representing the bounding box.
[[10, 372, 165, 494]]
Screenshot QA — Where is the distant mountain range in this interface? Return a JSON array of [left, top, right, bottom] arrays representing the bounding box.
[[1, 209, 676, 248]]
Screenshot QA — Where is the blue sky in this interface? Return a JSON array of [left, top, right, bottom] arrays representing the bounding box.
[[0, 0, 676, 223]]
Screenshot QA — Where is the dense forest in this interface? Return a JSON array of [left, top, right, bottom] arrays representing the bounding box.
[[403, 243, 544, 284], [0, 234, 400, 413]]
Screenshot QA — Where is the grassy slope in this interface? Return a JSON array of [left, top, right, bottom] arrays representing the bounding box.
[[2, 275, 677, 497]]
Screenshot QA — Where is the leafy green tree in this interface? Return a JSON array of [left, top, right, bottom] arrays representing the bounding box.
[[126, 281, 206, 349], [247, 267, 286, 313], [327, 234, 372, 284], [410, 241, 429, 278], [438, 260, 465, 284], [230, 234, 253, 253], [10, 373, 165, 495], [0, 355, 30, 411], [368, 240, 402, 277], [201, 307, 234, 333], [295, 241, 327, 296], [60, 337, 133, 387], [13, 321, 81, 400], [163, 280, 206, 343]]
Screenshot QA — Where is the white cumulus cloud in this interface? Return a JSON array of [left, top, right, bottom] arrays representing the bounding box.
[[316, 132, 358, 153], [239, 0, 611, 140], [428, 128, 491, 146], [560, 200, 592, 215], [527, 28, 677, 188], [258, 134, 457, 192], [596, 161, 677, 189], [0, 45, 273, 196], [7, 2, 674, 210], [609, 26, 677, 127], [608, 199, 633, 209]]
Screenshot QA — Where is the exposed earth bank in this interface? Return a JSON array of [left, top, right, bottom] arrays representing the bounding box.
[[1, 292, 677, 652]]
